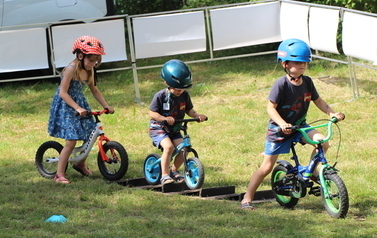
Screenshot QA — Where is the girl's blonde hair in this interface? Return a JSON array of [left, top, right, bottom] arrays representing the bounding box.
[[62, 53, 102, 85]]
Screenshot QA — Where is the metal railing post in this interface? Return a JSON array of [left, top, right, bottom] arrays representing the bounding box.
[[126, 16, 142, 104]]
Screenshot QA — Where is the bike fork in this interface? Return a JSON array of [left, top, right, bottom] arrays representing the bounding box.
[[319, 164, 334, 199], [98, 135, 113, 162]]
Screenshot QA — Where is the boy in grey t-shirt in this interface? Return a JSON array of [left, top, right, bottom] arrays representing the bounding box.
[[241, 39, 345, 210]]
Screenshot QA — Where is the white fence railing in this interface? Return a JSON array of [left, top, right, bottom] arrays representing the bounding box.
[[1, 0, 377, 102]]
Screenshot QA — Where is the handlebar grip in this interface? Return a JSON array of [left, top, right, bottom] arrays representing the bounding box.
[[331, 116, 343, 123], [273, 125, 299, 132], [75, 111, 92, 119], [175, 117, 208, 123], [162, 117, 208, 125], [286, 125, 300, 130]]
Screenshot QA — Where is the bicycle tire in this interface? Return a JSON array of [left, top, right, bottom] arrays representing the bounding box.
[[184, 157, 205, 190], [97, 141, 129, 181], [187, 148, 199, 159], [271, 165, 299, 208], [143, 153, 161, 185], [321, 172, 349, 218], [35, 141, 63, 179]]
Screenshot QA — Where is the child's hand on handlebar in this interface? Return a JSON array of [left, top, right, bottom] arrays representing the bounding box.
[[197, 114, 207, 122], [76, 107, 88, 116], [164, 116, 175, 125], [104, 106, 115, 114], [329, 112, 345, 121], [280, 123, 293, 134]]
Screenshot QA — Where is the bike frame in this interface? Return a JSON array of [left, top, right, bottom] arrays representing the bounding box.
[[46, 110, 112, 164], [146, 118, 197, 172], [146, 135, 192, 171], [282, 117, 339, 198]]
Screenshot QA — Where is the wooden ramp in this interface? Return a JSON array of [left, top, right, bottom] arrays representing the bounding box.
[[115, 177, 275, 203]]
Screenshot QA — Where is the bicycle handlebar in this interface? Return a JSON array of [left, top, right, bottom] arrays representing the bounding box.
[[75, 109, 110, 118], [174, 117, 208, 123], [281, 117, 339, 144], [161, 117, 208, 126]]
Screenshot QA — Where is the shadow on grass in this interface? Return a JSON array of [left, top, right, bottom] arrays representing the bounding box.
[[1, 160, 376, 237]]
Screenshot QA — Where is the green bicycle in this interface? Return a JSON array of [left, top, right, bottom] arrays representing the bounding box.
[[271, 117, 349, 218]]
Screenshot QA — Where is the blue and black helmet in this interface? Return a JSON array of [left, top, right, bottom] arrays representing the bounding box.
[[161, 59, 192, 89], [277, 38, 312, 63]]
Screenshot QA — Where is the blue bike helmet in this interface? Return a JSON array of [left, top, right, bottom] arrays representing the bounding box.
[[161, 59, 192, 89], [277, 38, 312, 63]]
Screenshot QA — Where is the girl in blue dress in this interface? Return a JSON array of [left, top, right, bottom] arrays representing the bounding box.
[[48, 36, 114, 184]]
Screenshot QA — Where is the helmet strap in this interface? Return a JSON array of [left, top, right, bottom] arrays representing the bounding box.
[[290, 75, 302, 82], [283, 62, 302, 82], [166, 87, 178, 97], [80, 54, 87, 70], [76, 52, 88, 71]]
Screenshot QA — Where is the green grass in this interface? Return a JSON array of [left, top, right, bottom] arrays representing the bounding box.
[[1, 55, 376, 237]]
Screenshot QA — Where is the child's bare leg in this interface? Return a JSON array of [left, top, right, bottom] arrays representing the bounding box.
[[159, 137, 175, 184], [306, 130, 329, 178], [171, 138, 184, 173], [241, 154, 279, 207], [54, 140, 76, 183], [57, 140, 76, 175]]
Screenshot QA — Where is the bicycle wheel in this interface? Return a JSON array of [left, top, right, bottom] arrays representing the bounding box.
[[35, 141, 63, 179], [184, 157, 205, 190], [271, 165, 299, 208], [97, 141, 129, 181], [321, 172, 349, 218], [143, 153, 161, 185]]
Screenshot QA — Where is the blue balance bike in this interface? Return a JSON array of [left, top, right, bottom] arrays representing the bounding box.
[[143, 118, 206, 190]]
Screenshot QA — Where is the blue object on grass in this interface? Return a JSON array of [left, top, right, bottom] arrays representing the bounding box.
[[45, 215, 67, 223]]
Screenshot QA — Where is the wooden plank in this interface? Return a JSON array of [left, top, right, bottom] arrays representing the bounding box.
[[239, 190, 275, 201], [161, 182, 190, 193], [254, 190, 275, 200], [165, 189, 201, 196], [200, 186, 235, 197], [115, 177, 149, 187], [114, 177, 276, 204], [204, 193, 242, 201]]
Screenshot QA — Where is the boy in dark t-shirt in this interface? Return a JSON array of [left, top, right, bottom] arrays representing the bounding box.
[[241, 39, 345, 210], [149, 59, 207, 185]]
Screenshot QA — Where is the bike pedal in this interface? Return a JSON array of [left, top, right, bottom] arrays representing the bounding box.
[[309, 186, 321, 196]]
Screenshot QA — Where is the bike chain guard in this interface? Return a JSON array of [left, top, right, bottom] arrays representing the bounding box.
[[273, 174, 308, 198]]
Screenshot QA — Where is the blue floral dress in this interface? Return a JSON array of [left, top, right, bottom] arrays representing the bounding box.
[[48, 78, 96, 141]]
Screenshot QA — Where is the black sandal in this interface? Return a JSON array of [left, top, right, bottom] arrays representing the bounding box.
[[170, 171, 185, 183], [241, 202, 255, 210], [73, 164, 92, 176], [160, 175, 174, 185]]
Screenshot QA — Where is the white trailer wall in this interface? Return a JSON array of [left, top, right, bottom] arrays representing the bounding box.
[[210, 2, 281, 51], [51, 19, 127, 68], [132, 11, 206, 59], [0, 28, 49, 73]]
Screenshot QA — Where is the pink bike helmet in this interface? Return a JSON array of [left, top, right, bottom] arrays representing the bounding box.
[[72, 36, 105, 55]]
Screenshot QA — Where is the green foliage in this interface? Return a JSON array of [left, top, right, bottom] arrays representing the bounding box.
[[185, 0, 250, 8], [115, 0, 256, 14], [300, 0, 377, 13], [115, 0, 377, 15], [115, 0, 185, 15]]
